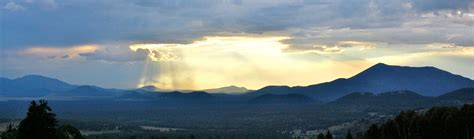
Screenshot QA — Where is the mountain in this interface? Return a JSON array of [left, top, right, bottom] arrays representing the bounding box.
[[247, 86, 292, 96], [438, 88, 474, 103], [329, 90, 433, 106], [137, 85, 251, 94], [64, 85, 116, 97], [203, 85, 251, 94], [250, 94, 314, 104], [325, 90, 436, 114], [139, 85, 160, 92], [0, 75, 77, 97], [137, 85, 184, 92], [118, 91, 160, 100], [249, 63, 474, 101], [159, 91, 213, 100]]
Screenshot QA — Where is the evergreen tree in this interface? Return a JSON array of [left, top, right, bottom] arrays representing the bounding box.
[[2, 100, 83, 139], [346, 130, 353, 139], [317, 133, 325, 139], [325, 130, 333, 139], [360, 104, 474, 139], [18, 100, 58, 139], [380, 120, 400, 139], [57, 124, 84, 139], [0, 123, 18, 139], [365, 124, 381, 139]]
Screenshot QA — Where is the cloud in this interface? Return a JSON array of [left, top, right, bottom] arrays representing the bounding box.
[[284, 40, 377, 53], [411, 0, 474, 12], [20, 45, 97, 59], [3, 1, 26, 11], [78, 46, 149, 62], [311, 45, 342, 53], [60, 55, 69, 59], [1, 0, 473, 49], [126, 36, 371, 90], [1, 0, 474, 89]]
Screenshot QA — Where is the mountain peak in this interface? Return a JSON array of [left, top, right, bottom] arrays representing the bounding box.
[[366, 63, 441, 72], [21, 74, 46, 78], [364, 63, 396, 72], [372, 62, 389, 67], [249, 63, 474, 101], [18, 74, 59, 81], [14, 75, 73, 87], [140, 85, 159, 91], [348, 63, 474, 96], [0, 74, 77, 97], [13, 74, 73, 86], [203, 85, 250, 93], [160, 91, 213, 99]]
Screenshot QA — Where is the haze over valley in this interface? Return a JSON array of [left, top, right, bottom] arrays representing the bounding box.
[[1, 63, 474, 138], [1, 0, 474, 138]]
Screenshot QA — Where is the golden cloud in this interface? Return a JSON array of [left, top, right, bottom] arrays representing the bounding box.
[[129, 36, 370, 90], [22, 45, 97, 59]]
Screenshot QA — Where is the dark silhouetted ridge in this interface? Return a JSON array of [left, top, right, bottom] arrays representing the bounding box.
[[66, 85, 113, 96], [0, 74, 77, 97], [438, 88, 474, 102], [159, 91, 213, 99], [248, 63, 474, 101], [330, 90, 433, 107]]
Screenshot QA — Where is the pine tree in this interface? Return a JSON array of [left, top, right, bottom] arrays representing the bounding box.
[[57, 124, 84, 139], [365, 124, 381, 139], [325, 130, 333, 139], [317, 133, 325, 139], [0, 123, 18, 139], [346, 130, 353, 139], [18, 100, 58, 139]]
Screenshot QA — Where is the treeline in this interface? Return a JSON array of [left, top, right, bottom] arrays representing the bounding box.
[[0, 100, 84, 139], [358, 104, 474, 139], [87, 133, 290, 139]]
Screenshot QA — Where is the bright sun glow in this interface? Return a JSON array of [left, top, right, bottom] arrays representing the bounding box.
[[129, 36, 370, 90]]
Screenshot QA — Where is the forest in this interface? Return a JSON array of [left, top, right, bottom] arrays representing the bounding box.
[[358, 104, 474, 139], [1, 100, 473, 139]]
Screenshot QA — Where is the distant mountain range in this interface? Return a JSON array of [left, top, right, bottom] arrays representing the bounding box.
[[138, 85, 251, 94], [438, 88, 474, 103], [249, 63, 474, 101], [0, 76, 248, 98], [1, 63, 473, 102], [64, 85, 118, 97], [328, 90, 434, 107], [202, 86, 251, 94], [327, 88, 474, 109], [159, 91, 213, 100], [0, 75, 77, 97]]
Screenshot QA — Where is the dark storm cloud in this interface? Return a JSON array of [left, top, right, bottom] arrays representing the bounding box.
[[1, 0, 473, 50]]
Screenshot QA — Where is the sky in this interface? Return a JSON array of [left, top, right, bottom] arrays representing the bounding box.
[[1, 0, 473, 90]]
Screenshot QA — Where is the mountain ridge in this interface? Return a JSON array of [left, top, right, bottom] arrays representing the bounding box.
[[2, 63, 473, 100], [0, 75, 77, 97], [328, 90, 435, 108], [248, 63, 474, 101], [138, 85, 251, 94]]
